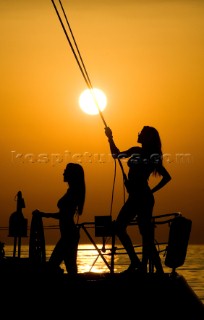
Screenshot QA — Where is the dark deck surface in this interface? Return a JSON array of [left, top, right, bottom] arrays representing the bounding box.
[[0, 258, 203, 319]]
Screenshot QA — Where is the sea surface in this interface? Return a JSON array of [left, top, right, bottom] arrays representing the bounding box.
[[3, 243, 204, 305]]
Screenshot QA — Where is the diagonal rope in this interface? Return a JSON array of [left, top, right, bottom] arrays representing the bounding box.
[[51, 0, 107, 127], [51, 0, 126, 212], [58, 0, 91, 90]]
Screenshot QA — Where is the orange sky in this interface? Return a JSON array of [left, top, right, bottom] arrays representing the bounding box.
[[1, 0, 204, 245]]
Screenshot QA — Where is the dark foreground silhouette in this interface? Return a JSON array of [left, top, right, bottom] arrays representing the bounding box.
[[32, 163, 85, 275], [105, 126, 171, 274]]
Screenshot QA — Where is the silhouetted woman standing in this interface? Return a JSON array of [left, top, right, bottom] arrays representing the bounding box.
[[105, 126, 171, 273], [33, 163, 86, 275]]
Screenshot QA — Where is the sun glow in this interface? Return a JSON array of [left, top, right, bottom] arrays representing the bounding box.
[[79, 88, 107, 115]]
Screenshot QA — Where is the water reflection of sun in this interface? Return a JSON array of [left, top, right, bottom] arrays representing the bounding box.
[[76, 244, 111, 274]]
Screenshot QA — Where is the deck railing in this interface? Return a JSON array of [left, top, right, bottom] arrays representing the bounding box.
[[1, 212, 186, 274]]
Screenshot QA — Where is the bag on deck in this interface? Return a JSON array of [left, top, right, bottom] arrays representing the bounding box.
[[165, 215, 192, 269]]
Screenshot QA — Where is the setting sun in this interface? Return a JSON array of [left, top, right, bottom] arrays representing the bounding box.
[[79, 88, 107, 115]]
